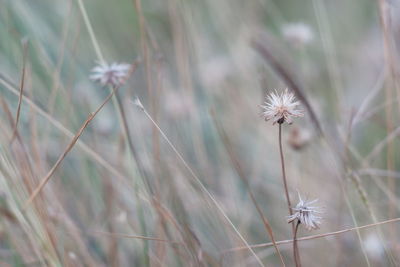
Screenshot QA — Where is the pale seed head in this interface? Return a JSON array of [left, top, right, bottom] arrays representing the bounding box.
[[287, 192, 322, 231], [90, 62, 131, 87], [261, 88, 304, 125]]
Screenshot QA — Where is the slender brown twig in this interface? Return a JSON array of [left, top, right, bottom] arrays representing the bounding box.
[[90, 230, 183, 245], [24, 87, 118, 207], [133, 99, 265, 267], [212, 113, 285, 266], [278, 123, 293, 219], [278, 123, 300, 266], [0, 74, 127, 182], [114, 90, 152, 193], [11, 39, 29, 142], [377, 2, 399, 257], [293, 221, 301, 267], [224, 217, 400, 252], [132, 0, 159, 172]]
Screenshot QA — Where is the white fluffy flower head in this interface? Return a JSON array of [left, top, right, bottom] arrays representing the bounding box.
[[287, 192, 322, 231], [90, 62, 131, 87], [261, 89, 303, 125]]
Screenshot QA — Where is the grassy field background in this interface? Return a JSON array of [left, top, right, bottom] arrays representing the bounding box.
[[0, 0, 399, 266]]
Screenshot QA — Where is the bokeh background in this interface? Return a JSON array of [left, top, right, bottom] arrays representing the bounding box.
[[1, 0, 400, 266]]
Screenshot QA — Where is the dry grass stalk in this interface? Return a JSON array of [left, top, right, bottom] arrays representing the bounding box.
[[134, 98, 266, 267], [225, 217, 400, 252], [11, 39, 29, 143], [25, 87, 118, 207], [212, 113, 285, 266]]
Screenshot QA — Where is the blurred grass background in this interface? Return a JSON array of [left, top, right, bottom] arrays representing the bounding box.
[[0, 0, 400, 266]]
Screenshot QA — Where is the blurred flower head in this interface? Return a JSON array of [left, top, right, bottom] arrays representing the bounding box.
[[68, 251, 77, 260], [261, 88, 303, 125], [287, 192, 322, 231], [90, 62, 131, 87], [200, 56, 232, 87], [364, 233, 385, 260], [288, 127, 312, 150], [282, 23, 313, 47], [164, 90, 194, 119], [116, 211, 128, 223]]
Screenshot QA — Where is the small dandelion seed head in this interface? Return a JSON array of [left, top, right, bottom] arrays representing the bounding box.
[[90, 61, 131, 87], [287, 192, 322, 231], [261, 88, 304, 125]]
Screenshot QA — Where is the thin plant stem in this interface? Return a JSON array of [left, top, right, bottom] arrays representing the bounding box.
[[224, 217, 400, 252], [312, 0, 343, 116], [293, 221, 301, 267], [113, 91, 151, 267], [278, 123, 300, 266], [25, 87, 117, 207], [278, 123, 293, 219], [212, 115, 285, 266], [90, 230, 183, 245], [76, 0, 104, 63], [377, 2, 399, 241], [0, 75, 127, 182], [134, 99, 266, 267], [11, 39, 28, 142], [75, 1, 152, 264]]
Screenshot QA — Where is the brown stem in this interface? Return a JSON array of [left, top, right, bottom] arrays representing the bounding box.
[[11, 39, 28, 143], [224, 217, 400, 252], [278, 123, 294, 219], [293, 221, 301, 267], [212, 115, 285, 266], [278, 123, 300, 265], [25, 87, 118, 207], [114, 91, 153, 194]]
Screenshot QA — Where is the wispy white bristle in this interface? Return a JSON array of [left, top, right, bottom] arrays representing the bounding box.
[[132, 97, 144, 111], [287, 192, 322, 231]]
